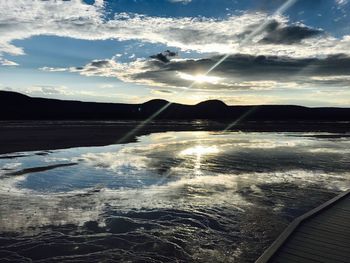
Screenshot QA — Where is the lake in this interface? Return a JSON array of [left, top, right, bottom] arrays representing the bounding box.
[[0, 131, 349, 262]]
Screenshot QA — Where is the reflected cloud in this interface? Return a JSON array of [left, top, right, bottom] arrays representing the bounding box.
[[0, 131, 349, 233], [0, 131, 349, 262], [1, 162, 22, 171], [80, 151, 148, 173]]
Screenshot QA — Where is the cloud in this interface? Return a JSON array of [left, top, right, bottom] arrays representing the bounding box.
[[151, 89, 176, 95], [168, 0, 192, 4], [0, 58, 18, 66], [41, 59, 124, 78], [41, 53, 350, 93], [335, 0, 348, 6], [1, 0, 350, 66], [25, 85, 72, 96], [259, 20, 323, 44], [150, 50, 178, 63], [309, 75, 350, 86], [40, 66, 67, 72], [5, 83, 132, 103]]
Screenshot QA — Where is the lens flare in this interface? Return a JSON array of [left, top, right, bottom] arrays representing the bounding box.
[[117, 0, 299, 143]]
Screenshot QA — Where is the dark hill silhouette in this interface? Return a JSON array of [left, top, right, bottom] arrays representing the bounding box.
[[195, 99, 227, 108], [1, 90, 350, 121]]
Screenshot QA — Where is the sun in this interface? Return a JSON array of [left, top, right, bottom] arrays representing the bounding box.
[[178, 72, 222, 84]]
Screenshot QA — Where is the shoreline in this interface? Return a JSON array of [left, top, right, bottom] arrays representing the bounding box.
[[1, 120, 349, 154]]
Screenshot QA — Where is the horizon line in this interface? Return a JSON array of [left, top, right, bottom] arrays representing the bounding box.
[[1, 90, 349, 109]]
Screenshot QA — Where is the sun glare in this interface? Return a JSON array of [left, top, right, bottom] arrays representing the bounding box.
[[180, 145, 219, 175], [180, 145, 219, 156], [178, 72, 222, 84]]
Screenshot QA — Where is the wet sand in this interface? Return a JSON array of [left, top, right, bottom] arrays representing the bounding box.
[[0, 120, 349, 154]]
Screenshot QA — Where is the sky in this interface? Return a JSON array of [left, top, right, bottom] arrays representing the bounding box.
[[0, 0, 350, 106]]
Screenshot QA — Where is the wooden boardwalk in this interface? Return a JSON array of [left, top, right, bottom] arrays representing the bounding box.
[[256, 190, 350, 263]]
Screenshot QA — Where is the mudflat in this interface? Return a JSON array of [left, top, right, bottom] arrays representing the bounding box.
[[1, 120, 349, 154]]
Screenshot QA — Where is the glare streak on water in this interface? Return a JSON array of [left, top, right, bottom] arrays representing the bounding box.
[[0, 131, 349, 262]]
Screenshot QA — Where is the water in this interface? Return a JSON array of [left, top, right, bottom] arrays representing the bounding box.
[[0, 131, 349, 262]]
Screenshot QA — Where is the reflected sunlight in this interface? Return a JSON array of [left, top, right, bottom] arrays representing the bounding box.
[[180, 145, 220, 175], [180, 145, 219, 156]]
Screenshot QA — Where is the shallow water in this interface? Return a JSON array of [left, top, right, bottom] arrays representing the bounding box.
[[0, 131, 349, 262]]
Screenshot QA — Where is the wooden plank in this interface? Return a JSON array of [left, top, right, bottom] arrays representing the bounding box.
[[277, 246, 346, 263], [305, 218, 350, 232], [303, 221, 350, 234], [287, 236, 350, 258], [271, 251, 320, 263], [302, 223, 350, 237], [332, 207, 350, 214], [321, 207, 350, 217], [334, 198, 350, 204], [271, 253, 316, 263], [296, 228, 350, 244], [255, 190, 350, 263], [298, 224, 350, 239], [283, 242, 349, 262], [333, 201, 350, 209], [303, 222, 350, 235], [317, 211, 350, 220], [291, 235, 350, 252], [311, 217, 349, 228], [276, 249, 332, 263], [318, 209, 349, 220], [333, 204, 350, 211], [293, 232, 350, 249]]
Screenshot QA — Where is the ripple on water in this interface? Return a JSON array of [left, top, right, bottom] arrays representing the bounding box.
[[0, 131, 349, 262]]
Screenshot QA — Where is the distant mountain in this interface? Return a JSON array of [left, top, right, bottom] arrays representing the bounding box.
[[1, 90, 350, 121]]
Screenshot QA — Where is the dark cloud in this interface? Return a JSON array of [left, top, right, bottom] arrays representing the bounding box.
[[157, 89, 174, 94], [150, 50, 178, 63], [89, 60, 111, 67], [64, 53, 350, 91], [129, 53, 350, 89], [141, 54, 350, 77], [259, 20, 323, 44], [74, 60, 112, 71], [151, 89, 175, 95]]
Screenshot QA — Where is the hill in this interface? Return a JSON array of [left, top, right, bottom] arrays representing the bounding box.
[[1, 90, 349, 121]]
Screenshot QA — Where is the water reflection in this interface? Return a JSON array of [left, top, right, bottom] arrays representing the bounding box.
[[180, 145, 219, 175], [0, 131, 349, 262]]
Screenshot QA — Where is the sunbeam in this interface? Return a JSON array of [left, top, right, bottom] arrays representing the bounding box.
[[117, 0, 300, 143]]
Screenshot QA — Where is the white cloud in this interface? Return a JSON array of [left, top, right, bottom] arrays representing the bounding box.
[[39, 67, 68, 72], [25, 85, 72, 96], [336, 0, 348, 6], [7, 84, 131, 102], [41, 58, 160, 86], [168, 0, 192, 4], [1, 0, 350, 66], [0, 58, 18, 66], [311, 75, 350, 81]]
